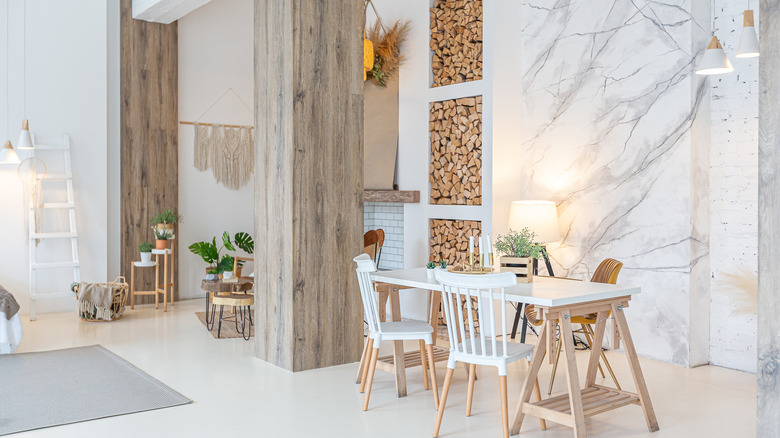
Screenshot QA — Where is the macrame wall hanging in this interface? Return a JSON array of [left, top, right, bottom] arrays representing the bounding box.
[[181, 88, 254, 190]]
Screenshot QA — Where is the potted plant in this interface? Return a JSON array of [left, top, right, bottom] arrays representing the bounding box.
[[153, 227, 172, 250], [189, 231, 237, 278], [150, 209, 183, 233], [205, 267, 219, 281], [138, 242, 152, 263], [494, 228, 543, 283], [426, 261, 437, 280]]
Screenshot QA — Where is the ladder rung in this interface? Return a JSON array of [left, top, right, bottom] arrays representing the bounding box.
[[35, 144, 69, 151], [43, 173, 71, 181], [31, 292, 74, 300], [31, 262, 80, 269], [30, 203, 75, 209], [31, 232, 78, 239]]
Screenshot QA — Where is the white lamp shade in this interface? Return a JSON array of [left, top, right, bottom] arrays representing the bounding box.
[[736, 26, 759, 58], [508, 200, 561, 243], [695, 36, 734, 75], [737, 10, 759, 58], [0, 140, 20, 164], [17, 119, 33, 149]]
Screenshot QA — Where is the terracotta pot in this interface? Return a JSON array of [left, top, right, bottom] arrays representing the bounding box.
[[155, 239, 167, 250]]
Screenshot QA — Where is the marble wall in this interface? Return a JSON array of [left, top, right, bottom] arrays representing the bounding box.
[[515, 0, 710, 365]]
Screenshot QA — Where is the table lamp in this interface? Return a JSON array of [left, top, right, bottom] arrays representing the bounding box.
[[508, 200, 561, 276]]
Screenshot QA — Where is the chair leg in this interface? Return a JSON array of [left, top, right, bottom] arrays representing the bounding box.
[[217, 305, 224, 338], [360, 338, 374, 393], [362, 347, 380, 411], [465, 363, 476, 416], [426, 344, 440, 409], [548, 333, 563, 395], [581, 324, 605, 378], [499, 375, 509, 438], [585, 324, 621, 390], [420, 340, 430, 390], [356, 336, 371, 384], [433, 367, 455, 438]]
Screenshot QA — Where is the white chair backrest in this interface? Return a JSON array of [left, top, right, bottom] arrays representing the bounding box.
[[354, 254, 382, 335], [435, 269, 517, 359]]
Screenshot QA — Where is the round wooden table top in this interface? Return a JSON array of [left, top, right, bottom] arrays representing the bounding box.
[[200, 278, 253, 293]]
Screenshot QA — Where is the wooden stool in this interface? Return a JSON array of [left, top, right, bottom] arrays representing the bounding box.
[[129, 260, 167, 310], [209, 292, 254, 340], [152, 248, 174, 311]]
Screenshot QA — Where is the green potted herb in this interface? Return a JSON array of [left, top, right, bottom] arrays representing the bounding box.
[[494, 228, 542, 283], [153, 228, 172, 250], [205, 267, 219, 281], [138, 242, 152, 263], [426, 261, 436, 280], [151, 209, 183, 233]]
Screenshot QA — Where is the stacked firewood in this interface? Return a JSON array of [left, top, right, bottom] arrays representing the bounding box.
[[429, 96, 482, 205], [430, 0, 483, 87], [429, 219, 482, 266]]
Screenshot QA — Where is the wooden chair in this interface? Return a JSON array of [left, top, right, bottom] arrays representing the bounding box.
[[433, 269, 545, 438], [354, 254, 439, 411], [363, 229, 385, 264], [543, 258, 623, 394]]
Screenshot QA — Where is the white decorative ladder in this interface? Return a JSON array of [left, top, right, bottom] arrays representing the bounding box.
[[28, 135, 80, 321]]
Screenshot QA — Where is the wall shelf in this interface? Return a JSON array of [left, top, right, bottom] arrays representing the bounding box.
[[364, 190, 420, 204]]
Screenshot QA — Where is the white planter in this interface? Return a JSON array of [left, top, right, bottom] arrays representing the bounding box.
[[427, 269, 436, 281], [140, 252, 152, 263], [205, 273, 218, 281], [222, 271, 234, 280]]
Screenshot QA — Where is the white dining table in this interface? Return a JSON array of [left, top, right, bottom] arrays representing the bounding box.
[[368, 267, 658, 438]]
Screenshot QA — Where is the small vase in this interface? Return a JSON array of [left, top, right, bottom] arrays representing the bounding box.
[[223, 271, 234, 280], [205, 273, 218, 281], [155, 239, 167, 250], [427, 269, 436, 281], [140, 252, 152, 263]]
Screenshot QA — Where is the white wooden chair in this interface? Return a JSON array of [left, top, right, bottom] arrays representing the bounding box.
[[433, 269, 545, 438], [353, 254, 439, 410]]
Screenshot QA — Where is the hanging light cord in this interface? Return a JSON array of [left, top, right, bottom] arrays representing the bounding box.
[[6, 0, 9, 137], [22, 0, 25, 118]]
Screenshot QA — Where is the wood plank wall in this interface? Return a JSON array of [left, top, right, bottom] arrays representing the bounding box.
[[758, 0, 780, 434], [120, 0, 178, 303], [254, 0, 364, 371]]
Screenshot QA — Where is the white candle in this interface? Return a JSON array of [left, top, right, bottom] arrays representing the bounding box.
[[485, 234, 492, 266], [479, 236, 484, 265], [469, 236, 474, 255]]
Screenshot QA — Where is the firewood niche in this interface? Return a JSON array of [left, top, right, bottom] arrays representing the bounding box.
[[430, 0, 483, 87], [429, 219, 482, 266], [429, 96, 482, 205]]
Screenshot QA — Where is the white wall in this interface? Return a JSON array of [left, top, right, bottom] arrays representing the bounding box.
[[177, 0, 254, 300], [708, 2, 759, 373], [0, 0, 110, 316]]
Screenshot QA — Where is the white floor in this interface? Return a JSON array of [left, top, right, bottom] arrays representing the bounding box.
[[13, 299, 755, 437]]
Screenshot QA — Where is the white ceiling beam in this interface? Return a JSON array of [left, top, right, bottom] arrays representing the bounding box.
[[132, 0, 213, 24]]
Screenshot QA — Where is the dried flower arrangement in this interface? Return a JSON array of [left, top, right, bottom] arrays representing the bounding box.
[[365, 17, 410, 87]]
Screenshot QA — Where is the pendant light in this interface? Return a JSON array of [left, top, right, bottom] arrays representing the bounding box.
[[736, 9, 759, 58], [1, 0, 19, 164], [17, 0, 33, 149], [0, 141, 20, 164], [695, 0, 733, 76]]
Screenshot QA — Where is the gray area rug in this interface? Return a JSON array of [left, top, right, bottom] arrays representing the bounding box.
[[0, 345, 191, 435]]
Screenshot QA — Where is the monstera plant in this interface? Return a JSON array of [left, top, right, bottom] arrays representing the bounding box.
[[189, 231, 255, 276]]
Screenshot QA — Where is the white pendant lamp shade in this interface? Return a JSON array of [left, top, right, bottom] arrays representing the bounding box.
[[695, 36, 734, 75], [0, 140, 20, 164], [17, 119, 33, 149], [507, 200, 561, 244], [736, 10, 759, 58]]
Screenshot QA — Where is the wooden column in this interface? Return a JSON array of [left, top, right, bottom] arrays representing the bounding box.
[[759, 1, 780, 435], [253, 0, 365, 371], [120, 0, 178, 303]]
